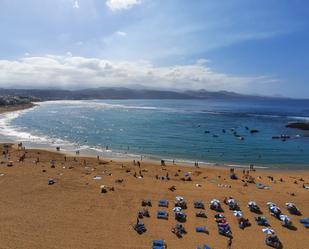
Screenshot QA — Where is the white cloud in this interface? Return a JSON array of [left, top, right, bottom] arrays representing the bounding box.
[[73, 0, 79, 9], [0, 55, 275, 91], [115, 31, 127, 36], [106, 0, 141, 11]]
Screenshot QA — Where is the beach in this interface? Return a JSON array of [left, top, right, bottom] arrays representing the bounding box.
[[0, 141, 308, 249]]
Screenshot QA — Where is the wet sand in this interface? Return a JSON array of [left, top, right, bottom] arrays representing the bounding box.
[[0, 144, 308, 249]]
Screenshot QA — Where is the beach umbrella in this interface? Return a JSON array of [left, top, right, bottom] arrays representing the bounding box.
[[267, 202, 276, 207], [233, 211, 243, 217], [210, 199, 220, 204], [280, 215, 290, 221], [175, 196, 184, 202], [285, 202, 294, 208], [173, 207, 182, 213], [270, 206, 280, 212], [262, 228, 274, 235], [248, 201, 256, 206], [227, 199, 235, 204]]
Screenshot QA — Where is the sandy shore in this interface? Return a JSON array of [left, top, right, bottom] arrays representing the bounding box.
[[0, 103, 36, 114], [0, 143, 308, 249]]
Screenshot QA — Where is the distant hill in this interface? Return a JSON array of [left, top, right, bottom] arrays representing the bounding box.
[[0, 87, 303, 101]]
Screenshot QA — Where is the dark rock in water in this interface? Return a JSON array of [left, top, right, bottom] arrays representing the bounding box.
[[250, 129, 259, 134], [286, 122, 309, 131]]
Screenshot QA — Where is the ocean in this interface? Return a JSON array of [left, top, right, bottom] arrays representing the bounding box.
[[0, 99, 309, 169]]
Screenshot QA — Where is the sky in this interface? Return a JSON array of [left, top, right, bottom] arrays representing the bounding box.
[[0, 0, 308, 98]]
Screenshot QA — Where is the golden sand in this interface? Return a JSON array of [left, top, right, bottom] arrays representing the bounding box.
[[0, 143, 308, 249]]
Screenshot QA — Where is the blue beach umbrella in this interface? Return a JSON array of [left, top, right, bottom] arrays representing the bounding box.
[[262, 228, 274, 235], [233, 210, 243, 217], [173, 207, 182, 213]]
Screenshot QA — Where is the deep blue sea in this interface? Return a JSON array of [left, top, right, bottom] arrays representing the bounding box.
[[1, 99, 309, 169]]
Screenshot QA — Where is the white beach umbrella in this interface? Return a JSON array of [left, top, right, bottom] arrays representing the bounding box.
[[267, 202, 276, 207], [227, 199, 235, 204], [270, 206, 280, 212], [248, 201, 256, 206], [262, 228, 275, 235], [285, 202, 294, 208], [175, 196, 184, 202], [280, 215, 290, 221], [210, 199, 220, 204], [173, 207, 182, 213], [233, 211, 243, 217]]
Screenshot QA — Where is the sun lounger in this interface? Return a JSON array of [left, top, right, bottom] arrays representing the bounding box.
[[300, 218, 309, 223], [255, 216, 270, 226], [134, 221, 146, 234], [196, 226, 208, 233], [196, 211, 207, 218], [194, 201, 205, 209], [152, 240, 166, 249], [158, 199, 169, 207], [172, 224, 187, 238], [197, 245, 211, 249], [265, 235, 282, 248], [175, 211, 187, 222], [142, 199, 152, 206], [48, 178, 56, 185], [157, 210, 168, 219]]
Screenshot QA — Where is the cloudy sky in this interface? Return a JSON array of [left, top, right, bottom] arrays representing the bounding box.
[[0, 0, 308, 97]]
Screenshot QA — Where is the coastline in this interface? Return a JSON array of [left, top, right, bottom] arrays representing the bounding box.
[[0, 102, 36, 114], [0, 102, 308, 171]]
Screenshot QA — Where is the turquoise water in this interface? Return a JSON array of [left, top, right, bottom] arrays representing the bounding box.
[[1, 99, 309, 169]]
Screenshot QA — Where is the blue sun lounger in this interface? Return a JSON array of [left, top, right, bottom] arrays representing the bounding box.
[[157, 210, 169, 219], [196, 226, 208, 233], [152, 240, 166, 249], [300, 218, 309, 224], [304, 224, 309, 228], [158, 199, 169, 207], [197, 245, 211, 249]]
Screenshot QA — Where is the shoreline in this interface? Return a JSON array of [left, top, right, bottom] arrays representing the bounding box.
[[0, 102, 308, 172]]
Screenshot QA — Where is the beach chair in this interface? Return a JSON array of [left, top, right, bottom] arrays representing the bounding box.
[[141, 199, 152, 207], [218, 223, 232, 237], [265, 235, 282, 248], [299, 218, 309, 224], [172, 224, 187, 238], [48, 178, 56, 185], [175, 211, 187, 222], [238, 218, 251, 229], [197, 245, 211, 249], [304, 224, 309, 228], [248, 201, 261, 214], [194, 201, 205, 209], [158, 199, 169, 207], [134, 221, 146, 234], [196, 211, 207, 218], [286, 203, 301, 215], [152, 240, 166, 249], [138, 209, 150, 218], [157, 210, 168, 220], [175, 200, 187, 209], [195, 226, 208, 233], [255, 216, 270, 226]]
